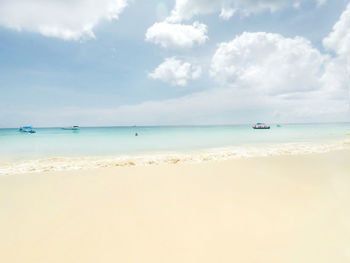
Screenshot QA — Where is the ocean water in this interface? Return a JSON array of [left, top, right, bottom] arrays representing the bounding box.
[[1, 123, 350, 174]]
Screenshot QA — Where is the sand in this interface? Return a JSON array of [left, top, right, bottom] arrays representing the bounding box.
[[1, 150, 350, 263]]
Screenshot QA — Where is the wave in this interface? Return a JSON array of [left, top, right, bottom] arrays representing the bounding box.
[[1, 140, 350, 176]]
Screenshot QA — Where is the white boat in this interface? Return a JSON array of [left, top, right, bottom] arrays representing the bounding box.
[[62, 126, 80, 130], [252, 123, 270, 129]]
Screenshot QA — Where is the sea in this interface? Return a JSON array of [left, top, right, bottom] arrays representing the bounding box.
[[1, 123, 350, 175]]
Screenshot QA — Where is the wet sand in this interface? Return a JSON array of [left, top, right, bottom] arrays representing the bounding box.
[[1, 150, 350, 263]]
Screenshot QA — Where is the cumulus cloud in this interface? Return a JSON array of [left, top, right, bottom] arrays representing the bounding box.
[[321, 57, 350, 99], [0, 0, 128, 40], [136, 17, 349, 124], [322, 2, 350, 99], [145, 21, 208, 48], [149, 57, 202, 86], [167, 0, 325, 22], [14, 15, 350, 127], [208, 30, 349, 120], [323, 2, 350, 56], [77, 2, 348, 124], [109, 26, 349, 125], [210, 32, 329, 95]]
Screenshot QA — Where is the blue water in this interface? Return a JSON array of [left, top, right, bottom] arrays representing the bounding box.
[[1, 124, 350, 161]]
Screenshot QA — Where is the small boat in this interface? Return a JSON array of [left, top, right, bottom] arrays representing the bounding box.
[[253, 123, 270, 129], [19, 126, 36, 133], [62, 126, 80, 130]]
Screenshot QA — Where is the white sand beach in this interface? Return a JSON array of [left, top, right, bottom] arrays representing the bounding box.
[[2, 0, 350, 262], [1, 150, 350, 263]]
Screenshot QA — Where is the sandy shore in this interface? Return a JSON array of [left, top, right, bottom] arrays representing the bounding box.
[[1, 150, 350, 263]]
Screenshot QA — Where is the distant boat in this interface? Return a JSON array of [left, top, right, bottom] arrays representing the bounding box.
[[276, 124, 282, 127], [19, 126, 36, 133], [62, 126, 80, 130], [253, 123, 270, 129]]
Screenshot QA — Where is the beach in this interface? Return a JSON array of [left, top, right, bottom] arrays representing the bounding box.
[[2, 0, 350, 261], [1, 149, 350, 263]]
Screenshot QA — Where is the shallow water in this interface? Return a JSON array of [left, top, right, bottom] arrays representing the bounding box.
[[1, 123, 350, 162]]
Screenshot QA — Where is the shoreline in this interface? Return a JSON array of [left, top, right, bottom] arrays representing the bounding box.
[[1, 150, 350, 262], [1, 139, 350, 176]]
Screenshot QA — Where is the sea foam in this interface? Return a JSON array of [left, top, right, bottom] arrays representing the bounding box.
[[1, 140, 349, 176]]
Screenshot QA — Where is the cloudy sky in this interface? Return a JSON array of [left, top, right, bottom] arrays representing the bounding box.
[[1, 0, 350, 127]]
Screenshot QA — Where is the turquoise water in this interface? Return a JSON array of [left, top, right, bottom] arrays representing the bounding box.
[[1, 123, 350, 162]]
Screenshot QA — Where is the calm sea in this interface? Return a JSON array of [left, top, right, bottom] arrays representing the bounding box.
[[1, 123, 350, 162]]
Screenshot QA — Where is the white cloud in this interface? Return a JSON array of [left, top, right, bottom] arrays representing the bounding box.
[[322, 2, 350, 99], [219, 8, 236, 20], [167, 0, 325, 22], [323, 2, 350, 56], [0, 0, 128, 41], [3, 0, 345, 126], [207, 30, 349, 120], [68, 2, 348, 125], [149, 57, 202, 86], [210, 32, 329, 95], [145, 21, 208, 48], [321, 57, 350, 99], [130, 27, 349, 124]]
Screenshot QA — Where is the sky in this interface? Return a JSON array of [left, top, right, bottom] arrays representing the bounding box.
[[0, 0, 350, 127]]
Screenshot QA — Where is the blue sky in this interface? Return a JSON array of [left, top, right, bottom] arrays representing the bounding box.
[[0, 0, 350, 127]]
